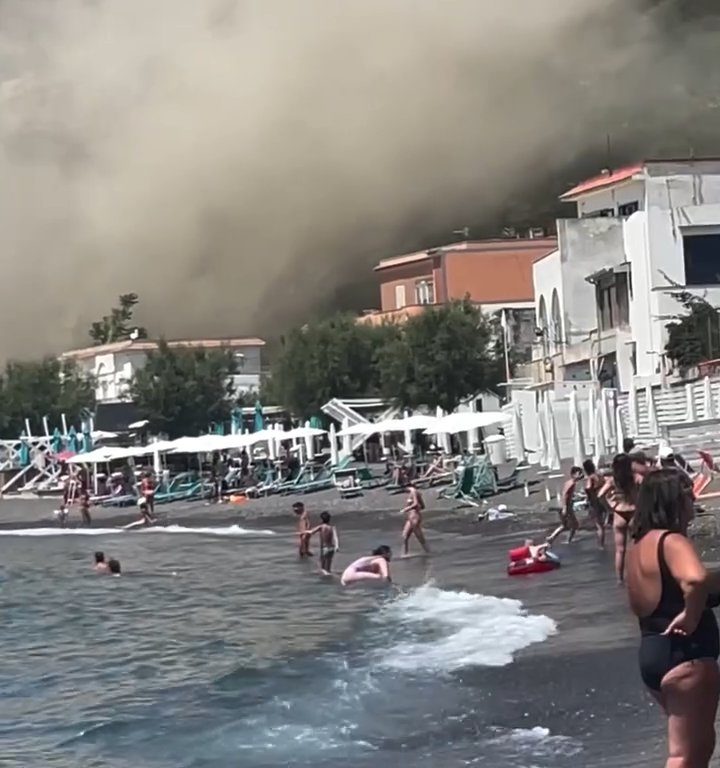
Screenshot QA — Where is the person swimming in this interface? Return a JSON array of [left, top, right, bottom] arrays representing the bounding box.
[[107, 558, 121, 575], [309, 511, 339, 574], [341, 546, 392, 586], [93, 551, 110, 573]]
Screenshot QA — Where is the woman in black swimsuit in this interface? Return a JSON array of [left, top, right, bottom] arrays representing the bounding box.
[[626, 469, 720, 768]]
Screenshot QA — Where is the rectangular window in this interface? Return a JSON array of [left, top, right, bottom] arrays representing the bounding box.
[[683, 233, 720, 286], [618, 201, 639, 217], [585, 207, 615, 219], [415, 280, 434, 305], [394, 284, 407, 309], [595, 272, 630, 331]]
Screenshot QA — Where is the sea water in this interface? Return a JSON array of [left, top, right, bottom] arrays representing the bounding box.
[[0, 515, 668, 767]]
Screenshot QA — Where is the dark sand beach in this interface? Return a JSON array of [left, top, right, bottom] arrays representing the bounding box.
[[3, 478, 720, 766]]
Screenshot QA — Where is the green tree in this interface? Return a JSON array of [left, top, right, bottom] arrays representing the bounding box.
[[89, 292, 148, 345], [129, 341, 238, 437], [0, 358, 95, 437], [266, 314, 396, 418], [377, 299, 503, 412], [665, 291, 720, 375]]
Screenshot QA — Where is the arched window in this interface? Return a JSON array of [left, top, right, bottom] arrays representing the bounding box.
[[537, 295, 548, 336], [550, 289, 562, 353]]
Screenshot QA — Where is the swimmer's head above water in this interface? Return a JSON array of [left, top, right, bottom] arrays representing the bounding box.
[[94, 551, 105, 564], [108, 559, 121, 575], [372, 545, 392, 561]]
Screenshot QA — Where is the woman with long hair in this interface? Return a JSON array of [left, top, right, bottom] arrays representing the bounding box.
[[626, 469, 719, 767], [603, 452, 650, 583]]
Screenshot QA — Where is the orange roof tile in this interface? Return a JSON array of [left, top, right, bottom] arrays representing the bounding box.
[[560, 164, 644, 200]]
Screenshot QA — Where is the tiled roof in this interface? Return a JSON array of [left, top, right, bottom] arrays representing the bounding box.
[[560, 164, 644, 200]]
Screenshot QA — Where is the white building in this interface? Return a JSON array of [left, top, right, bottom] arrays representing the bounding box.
[[60, 337, 266, 403], [532, 159, 720, 391]]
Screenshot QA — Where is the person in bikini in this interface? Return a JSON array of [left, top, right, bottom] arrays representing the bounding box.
[[601, 451, 651, 584], [140, 471, 156, 518], [401, 483, 429, 556], [309, 511, 339, 574]]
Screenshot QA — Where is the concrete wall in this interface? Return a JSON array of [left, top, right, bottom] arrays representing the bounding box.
[[557, 217, 625, 346], [575, 180, 645, 218], [532, 249, 563, 352]]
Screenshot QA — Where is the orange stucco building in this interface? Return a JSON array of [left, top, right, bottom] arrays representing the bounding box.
[[360, 237, 558, 325]]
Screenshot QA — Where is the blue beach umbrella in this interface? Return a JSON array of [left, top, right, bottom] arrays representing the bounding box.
[[231, 407, 242, 435], [19, 431, 30, 467], [67, 426, 80, 453], [51, 427, 63, 454], [253, 401, 264, 433], [309, 415, 324, 430], [82, 423, 93, 453]]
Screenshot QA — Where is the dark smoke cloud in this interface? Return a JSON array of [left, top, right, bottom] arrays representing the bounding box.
[[0, 0, 719, 360]]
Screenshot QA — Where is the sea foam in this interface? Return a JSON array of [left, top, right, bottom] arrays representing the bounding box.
[[0, 524, 275, 537], [378, 584, 557, 672]]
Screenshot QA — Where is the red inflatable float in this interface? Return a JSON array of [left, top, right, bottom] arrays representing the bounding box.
[[507, 545, 560, 576]]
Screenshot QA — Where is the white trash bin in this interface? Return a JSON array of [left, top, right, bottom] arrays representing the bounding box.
[[484, 434, 507, 465]]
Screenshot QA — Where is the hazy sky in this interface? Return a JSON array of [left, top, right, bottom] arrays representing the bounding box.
[[0, 0, 718, 359]]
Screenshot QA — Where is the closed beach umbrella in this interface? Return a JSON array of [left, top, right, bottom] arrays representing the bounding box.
[[587, 388, 597, 451], [51, 427, 63, 454], [569, 390, 585, 467], [594, 399, 607, 466], [68, 426, 80, 453], [303, 420, 315, 461], [545, 394, 561, 471], [253, 400, 264, 432], [536, 401, 549, 467], [628, 378, 639, 436], [436, 407, 451, 455], [685, 383, 697, 423], [511, 402, 526, 462], [704, 376, 715, 420], [403, 411, 413, 455], [82, 423, 93, 453], [341, 418, 352, 458], [646, 384, 659, 437], [615, 406, 625, 455], [231, 407, 242, 435], [329, 422, 340, 467], [19, 432, 30, 467]]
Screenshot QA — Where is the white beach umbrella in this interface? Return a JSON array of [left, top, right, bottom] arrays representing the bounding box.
[[424, 410, 506, 435], [594, 398, 607, 467], [282, 426, 327, 441], [341, 418, 352, 457], [569, 390, 586, 467], [511, 402, 526, 462], [544, 393, 561, 471], [587, 388, 597, 451], [615, 405, 625, 455], [628, 379, 638, 436], [435, 407, 452, 454], [704, 376, 715, 419], [686, 382, 697, 422], [600, 389, 612, 452], [403, 411, 413, 455], [303, 421, 315, 462], [536, 400, 549, 467], [646, 384, 659, 437], [328, 422, 340, 467], [337, 421, 376, 437]]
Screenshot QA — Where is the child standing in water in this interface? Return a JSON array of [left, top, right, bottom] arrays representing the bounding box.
[[547, 466, 582, 545], [309, 511, 340, 574], [293, 501, 312, 558]]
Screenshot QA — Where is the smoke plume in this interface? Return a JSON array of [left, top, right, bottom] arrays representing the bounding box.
[[0, 0, 719, 359]]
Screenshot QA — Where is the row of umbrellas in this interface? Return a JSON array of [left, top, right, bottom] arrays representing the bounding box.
[[65, 410, 512, 466]]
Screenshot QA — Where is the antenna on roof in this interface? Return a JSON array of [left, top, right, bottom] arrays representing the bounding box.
[[605, 133, 613, 173], [453, 226, 470, 241]]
